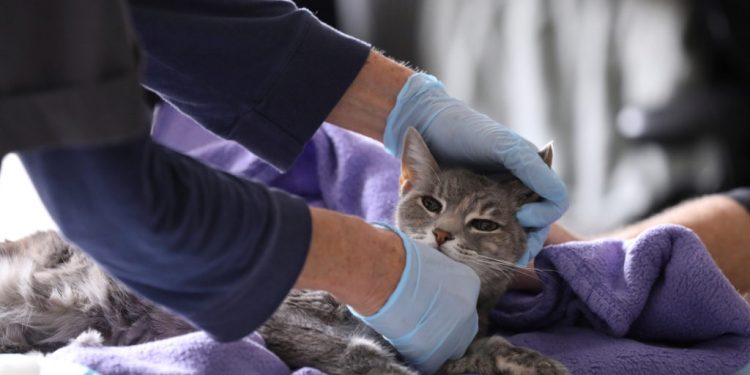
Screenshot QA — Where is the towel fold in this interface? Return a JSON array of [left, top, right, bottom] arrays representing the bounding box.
[[50, 332, 321, 375], [494, 225, 750, 374], [152, 103, 400, 223]]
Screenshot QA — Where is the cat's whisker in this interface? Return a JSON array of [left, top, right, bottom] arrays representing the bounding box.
[[459, 246, 563, 278], [466, 259, 516, 276], [470, 254, 523, 269], [477, 257, 561, 278], [454, 250, 518, 273], [468, 257, 512, 268], [465, 252, 562, 276]]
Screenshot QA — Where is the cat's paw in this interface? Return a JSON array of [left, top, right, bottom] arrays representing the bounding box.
[[441, 336, 567, 375], [492, 346, 567, 375], [343, 337, 418, 375], [68, 329, 104, 347]]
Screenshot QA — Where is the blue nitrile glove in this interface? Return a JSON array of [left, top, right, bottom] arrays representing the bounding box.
[[349, 223, 480, 374], [383, 73, 569, 266]]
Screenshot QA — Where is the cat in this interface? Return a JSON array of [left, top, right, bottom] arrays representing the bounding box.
[[259, 128, 567, 374], [0, 128, 567, 374]]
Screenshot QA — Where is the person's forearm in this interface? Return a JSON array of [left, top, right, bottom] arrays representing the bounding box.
[[519, 195, 750, 293], [19, 135, 316, 341], [130, 0, 371, 171], [295, 207, 405, 315], [599, 195, 750, 292], [325, 50, 413, 142], [599, 196, 748, 241]]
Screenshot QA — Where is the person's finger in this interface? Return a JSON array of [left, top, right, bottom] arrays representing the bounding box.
[[516, 226, 550, 267], [497, 144, 568, 206], [517, 163, 568, 202]]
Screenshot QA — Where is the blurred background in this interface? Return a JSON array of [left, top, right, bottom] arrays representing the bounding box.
[[1, 0, 748, 238], [299, 0, 750, 234]]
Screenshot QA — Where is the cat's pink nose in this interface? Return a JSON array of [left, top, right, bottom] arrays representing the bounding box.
[[433, 228, 454, 246]]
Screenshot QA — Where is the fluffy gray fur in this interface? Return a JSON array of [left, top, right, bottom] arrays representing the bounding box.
[[0, 231, 193, 353], [0, 128, 567, 374]]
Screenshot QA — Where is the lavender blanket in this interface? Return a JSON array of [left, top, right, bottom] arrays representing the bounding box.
[[496, 226, 750, 374], [51, 105, 750, 374], [150, 103, 400, 224]]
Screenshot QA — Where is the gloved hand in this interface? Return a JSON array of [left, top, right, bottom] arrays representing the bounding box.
[[383, 73, 569, 266], [349, 223, 480, 374]]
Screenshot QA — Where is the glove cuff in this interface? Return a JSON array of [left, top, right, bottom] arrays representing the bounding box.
[[383, 73, 444, 157], [347, 222, 416, 335]]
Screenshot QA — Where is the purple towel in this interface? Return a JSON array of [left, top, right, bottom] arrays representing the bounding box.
[[50, 332, 323, 375], [51, 106, 750, 374], [496, 225, 750, 374], [151, 103, 400, 223]]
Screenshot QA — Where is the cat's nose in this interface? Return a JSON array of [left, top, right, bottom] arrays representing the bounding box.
[[433, 228, 454, 246]]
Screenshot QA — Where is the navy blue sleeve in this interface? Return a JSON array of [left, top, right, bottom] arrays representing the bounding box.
[[725, 187, 750, 214], [13, 0, 370, 342], [19, 134, 312, 341], [129, 0, 371, 170]]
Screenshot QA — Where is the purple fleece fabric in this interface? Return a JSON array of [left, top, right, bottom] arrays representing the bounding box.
[[495, 225, 750, 375], [51, 106, 750, 374], [50, 332, 324, 375], [151, 103, 400, 223]]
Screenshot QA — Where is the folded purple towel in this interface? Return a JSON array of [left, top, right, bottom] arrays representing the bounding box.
[[50, 332, 322, 375], [152, 103, 400, 223], [495, 224, 750, 374]]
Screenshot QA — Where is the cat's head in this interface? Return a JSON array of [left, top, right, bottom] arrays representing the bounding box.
[[395, 128, 552, 289]]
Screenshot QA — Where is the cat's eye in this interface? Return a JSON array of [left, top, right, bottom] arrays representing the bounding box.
[[469, 219, 500, 232], [421, 196, 443, 213]]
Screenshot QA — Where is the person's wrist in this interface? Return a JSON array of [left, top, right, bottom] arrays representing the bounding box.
[[347, 226, 405, 316], [297, 209, 405, 314], [326, 50, 412, 142]]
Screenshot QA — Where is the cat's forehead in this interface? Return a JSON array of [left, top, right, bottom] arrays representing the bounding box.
[[433, 170, 518, 211]]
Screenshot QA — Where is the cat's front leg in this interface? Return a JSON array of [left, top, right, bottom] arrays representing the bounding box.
[[439, 336, 567, 375]]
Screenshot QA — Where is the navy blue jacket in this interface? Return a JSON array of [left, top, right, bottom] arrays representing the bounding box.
[[17, 0, 370, 341]]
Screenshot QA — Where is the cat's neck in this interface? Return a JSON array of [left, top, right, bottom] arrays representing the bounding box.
[[476, 278, 511, 337]]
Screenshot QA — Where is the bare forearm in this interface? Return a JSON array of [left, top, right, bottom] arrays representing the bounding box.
[[325, 50, 413, 142], [519, 195, 750, 293], [295, 207, 405, 315], [601, 196, 749, 242], [600, 195, 750, 291]]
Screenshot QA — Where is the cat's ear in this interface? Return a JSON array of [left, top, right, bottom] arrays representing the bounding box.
[[400, 128, 440, 194], [514, 142, 555, 203], [539, 142, 553, 168]]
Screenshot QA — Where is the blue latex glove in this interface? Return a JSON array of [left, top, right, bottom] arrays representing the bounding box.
[[350, 223, 480, 374], [384, 73, 569, 266]]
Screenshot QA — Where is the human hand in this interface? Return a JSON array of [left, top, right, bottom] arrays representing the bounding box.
[[383, 73, 569, 266], [349, 223, 480, 374]]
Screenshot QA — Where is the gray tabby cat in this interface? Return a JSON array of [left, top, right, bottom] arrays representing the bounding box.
[[260, 129, 566, 375], [0, 128, 567, 374]]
